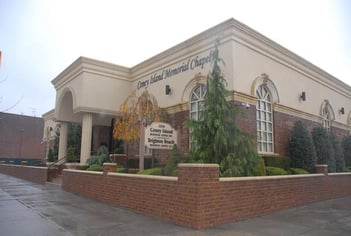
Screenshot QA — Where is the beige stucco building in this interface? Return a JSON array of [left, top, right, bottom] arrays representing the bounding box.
[[43, 18, 351, 165]]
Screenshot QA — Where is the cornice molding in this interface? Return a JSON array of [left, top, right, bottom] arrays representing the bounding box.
[[42, 109, 55, 120], [52, 57, 131, 90]]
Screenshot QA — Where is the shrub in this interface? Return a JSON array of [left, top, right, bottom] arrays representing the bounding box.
[[116, 167, 128, 173], [265, 166, 288, 176], [163, 145, 186, 176], [262, 156, 290, 170], [86, 145, 110, 166], [312, 127, 336, 172], [47, 148, 54, 162], [87, 165, 103, 171], [78, 165, 89, 170], [66, 146, 77, 163], [330, 134, 345, 172], [137, 168, 162, 175], [287, 168, 309, 175], [287, 121, 317, 172], [342, 136, 351, 167], [252, 156, 266, 176]]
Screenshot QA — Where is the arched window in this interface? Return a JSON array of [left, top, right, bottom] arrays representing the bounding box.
[[190, 84, 207, 121], [321, 101, 334, 132], [189, 84, 207, 149], [256, 85, 274, 153]]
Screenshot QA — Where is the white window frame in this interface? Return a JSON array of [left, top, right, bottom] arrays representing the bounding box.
[[256, 85, 274, 153], [189, 84, 207, 149]]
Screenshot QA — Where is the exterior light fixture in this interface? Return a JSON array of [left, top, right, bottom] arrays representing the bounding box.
[[165, 85, 172, 95], [300, 92, 306, 101], [340, 107, 345, 115]]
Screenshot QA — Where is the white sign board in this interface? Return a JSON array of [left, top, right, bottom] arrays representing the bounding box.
[[145, 122, 177, 150]]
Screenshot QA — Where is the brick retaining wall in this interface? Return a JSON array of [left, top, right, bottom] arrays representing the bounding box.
[[0, 164, 48, 184], [62, 163, 351, 229]]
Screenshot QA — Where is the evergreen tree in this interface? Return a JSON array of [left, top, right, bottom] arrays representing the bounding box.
[[330, 133, 345, 172], [312, 126, 336, 172], [342, 135, 351, 167], [189, 42, 259, 176], [288, 121, 316, 172]]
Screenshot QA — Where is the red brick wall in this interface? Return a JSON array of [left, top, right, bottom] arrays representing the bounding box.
[[0, 164, 48, 184], [0, 112, 45, 159], [62, 164, 351, 229]]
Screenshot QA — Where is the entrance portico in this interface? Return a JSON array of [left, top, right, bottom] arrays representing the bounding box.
[[51, 57, 132, 164]]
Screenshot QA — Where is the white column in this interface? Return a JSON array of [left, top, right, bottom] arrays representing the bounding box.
[[139, 122, 145, 171], [80, 113, 93, 165], [58, 122, 68, 161]]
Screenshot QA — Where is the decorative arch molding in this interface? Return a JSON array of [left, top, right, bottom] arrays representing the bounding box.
[[56, 87, 77, 112], [251, 73, 279, 104], [55, 86, 80, 122], [181, 73, 207, 103], [320, 99, 335, 121], [348, 111, 351, 126]]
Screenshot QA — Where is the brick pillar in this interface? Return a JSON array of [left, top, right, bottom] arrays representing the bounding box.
[[103, 163, 116, 175], [177, 163, 220, 229], [315, 164, 328, 175]]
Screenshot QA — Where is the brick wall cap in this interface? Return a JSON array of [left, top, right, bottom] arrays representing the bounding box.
[[103, 163, 117, 166], [109, 154, 127, 157], [108, 172, 178, 181], [0, 164, 48, 170], [178, 163, 219, 168], [329, 172, 351, 176], [220, 173, 324, 182], [63, 169, 103, 175], [315, 164, 328, 167]]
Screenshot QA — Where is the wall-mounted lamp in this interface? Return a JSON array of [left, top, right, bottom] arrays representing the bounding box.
[[241, 102, 250, 109], [340, 107, 345, 115], [165, 85, 172, 95], [300, 91, 306, 101]]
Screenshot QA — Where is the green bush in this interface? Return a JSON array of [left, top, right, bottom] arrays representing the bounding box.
[[288, 121, 317, 172], [252, 156, 266, 176], [87, 165, 103, 171], [47, 148, 54, 162], [287, 168, 309, 175], [86, 145, 110, 166], [66, 146, 77, 163], [163, 145, 186, 176], [330, 134, 345, 172], [265, 166, 288, 176], [77, 165, 89, 170], [116, 167, 128, 173], [342, 136, 351, 167], [312, 127, 336, 172], [263, 156, 290, 170], [137, 168, 162, 175]]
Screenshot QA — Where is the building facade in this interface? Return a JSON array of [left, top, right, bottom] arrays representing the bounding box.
[[0, 112, 46, 161], [43, 18, 351, 165]]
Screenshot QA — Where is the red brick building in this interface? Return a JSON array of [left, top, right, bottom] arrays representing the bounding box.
[[0, 112, 45, 161]]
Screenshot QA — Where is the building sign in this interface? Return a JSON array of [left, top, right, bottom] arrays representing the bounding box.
[[145, 122, 177, 150], [137, 50, 215, 90]]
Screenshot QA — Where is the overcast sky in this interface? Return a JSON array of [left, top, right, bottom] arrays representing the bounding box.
[[0, 0, 350, 117]]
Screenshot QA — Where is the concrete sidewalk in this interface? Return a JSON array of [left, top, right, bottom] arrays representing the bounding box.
[[0, 173, 350, 236]]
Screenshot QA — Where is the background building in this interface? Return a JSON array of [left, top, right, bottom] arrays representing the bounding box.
[[0, 112, 45, 163]]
